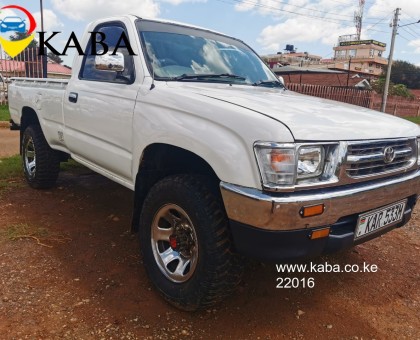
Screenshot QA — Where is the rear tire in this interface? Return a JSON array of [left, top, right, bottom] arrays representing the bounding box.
[[22, 125, 60, 189], [139, 175, 243, 311]]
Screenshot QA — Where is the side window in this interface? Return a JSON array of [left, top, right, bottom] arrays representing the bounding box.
[[80, 23, 135, 84]]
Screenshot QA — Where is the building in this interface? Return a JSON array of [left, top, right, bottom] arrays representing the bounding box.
[[262, 51, 322, 69], [0, 59, 72, 79], [272, 65, 363, 87], [329, 35, 388, 77], [47, 63, 72, 79]]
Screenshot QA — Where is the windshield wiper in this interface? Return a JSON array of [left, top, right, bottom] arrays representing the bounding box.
[[171, 73, 247, 81], [253, 80, 283, 88]]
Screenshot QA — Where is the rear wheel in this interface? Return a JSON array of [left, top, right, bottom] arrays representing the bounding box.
[[22, 125, 60, 189], [139, 175, 243, 311]]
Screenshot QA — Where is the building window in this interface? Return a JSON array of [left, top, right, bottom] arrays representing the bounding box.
[[348, 49, 356, 57], [369, 49, 374, 57], [369, 63, 373, 67], [335, 50, 346, 58], [378, 51, 382, 57]]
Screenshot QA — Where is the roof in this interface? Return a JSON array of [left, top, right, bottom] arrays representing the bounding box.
[[47, 63, 72, 75], [0, 59, 25, 72], [282, 73, 364, 87], [273, 65, 345, 74], [0, 60, 72, 75]]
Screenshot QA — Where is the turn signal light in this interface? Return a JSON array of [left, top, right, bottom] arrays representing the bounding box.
[[310, 228, 330, 240], [299, 204, 325, 218]]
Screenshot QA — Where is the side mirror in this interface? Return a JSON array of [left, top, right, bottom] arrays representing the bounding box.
[[95, 52, 125, 72], [278, 76, 285, 87]]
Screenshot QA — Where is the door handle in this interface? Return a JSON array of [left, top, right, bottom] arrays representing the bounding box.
[[69, 92, 78, 103]]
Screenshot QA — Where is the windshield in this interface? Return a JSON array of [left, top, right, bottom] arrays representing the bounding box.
[[4, 17, 23, 23], [137, 20, 281, 87]]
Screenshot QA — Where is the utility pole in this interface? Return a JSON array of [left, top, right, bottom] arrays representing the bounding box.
[[346, 57, 352, 87], [40, 0, 44, 33], [381, 8, 400, 113], [40, 0, 47, 78]]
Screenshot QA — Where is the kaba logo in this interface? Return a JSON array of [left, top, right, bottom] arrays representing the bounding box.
[[0, 5, 37, 57], [38, 31, 137, 56]]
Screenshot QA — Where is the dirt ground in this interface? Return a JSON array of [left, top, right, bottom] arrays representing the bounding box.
[[0, 129, 19, 158], [0, 128, 419, 339]]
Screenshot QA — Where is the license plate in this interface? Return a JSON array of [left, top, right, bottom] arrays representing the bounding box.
[[355, 199, 407, 240]]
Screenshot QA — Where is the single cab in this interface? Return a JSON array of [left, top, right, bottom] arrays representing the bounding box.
[[8, 15, 420, 311]]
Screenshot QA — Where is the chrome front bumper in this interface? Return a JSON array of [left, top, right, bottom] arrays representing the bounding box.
[[220, 170, 420, 231]]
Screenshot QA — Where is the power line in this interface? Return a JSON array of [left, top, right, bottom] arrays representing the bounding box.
[[400, 27, 420, 40], [223, 0, 356, 21], [398, 34, 412, 43], [405, 25, 420, 37], [364, 11, 394, 33], [218, 0, 389, 24], [399, 20, 420, 35], [400, 11, 420, 23]]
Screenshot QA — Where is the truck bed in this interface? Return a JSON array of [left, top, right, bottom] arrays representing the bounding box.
[[8, 77, 69, 151]]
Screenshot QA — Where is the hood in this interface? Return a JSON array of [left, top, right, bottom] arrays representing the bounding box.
[[167, 83, 420, 141]]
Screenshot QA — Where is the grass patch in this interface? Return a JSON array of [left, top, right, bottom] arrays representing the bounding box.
[[0, 155, 24, 197], [6, 223, 49, 240], [0, 156, 86, 177], [61, 159, 86, 171], [0, 155, 22, 180], [404, 116, 420, 124], [0, 104, 10, 121], [3, 223, 71, 248]]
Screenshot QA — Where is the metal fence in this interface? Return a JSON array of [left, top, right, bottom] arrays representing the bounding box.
[[288, 83, 420, 117], [370, 93, 420, 117], [287, 83, 372, 108], [0, 47, 47, 105]]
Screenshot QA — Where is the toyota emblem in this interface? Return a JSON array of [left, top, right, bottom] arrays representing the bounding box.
[[383, 146, 395, 164]]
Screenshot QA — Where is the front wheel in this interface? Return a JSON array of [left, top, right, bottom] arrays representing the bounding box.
[[22, 125, 60, 189], [139, 175, 243, 311]]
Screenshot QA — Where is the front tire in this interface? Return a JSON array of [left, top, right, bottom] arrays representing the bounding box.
[[22, 125, 60, 189], [139, 175, 243, 311]]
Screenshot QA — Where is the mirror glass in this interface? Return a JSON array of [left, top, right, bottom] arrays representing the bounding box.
[[95, 52, 125, 72]]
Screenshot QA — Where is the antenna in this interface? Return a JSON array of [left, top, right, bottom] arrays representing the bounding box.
[[354, 0, 365, 40]]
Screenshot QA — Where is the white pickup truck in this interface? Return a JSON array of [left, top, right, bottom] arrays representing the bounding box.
[[8, 15, 420, 311]]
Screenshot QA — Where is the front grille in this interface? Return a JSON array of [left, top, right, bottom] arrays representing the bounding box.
[[345, 138, 417, 178]]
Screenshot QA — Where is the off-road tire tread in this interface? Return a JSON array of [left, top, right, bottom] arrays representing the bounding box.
[[22, 125, 60, 189], [139, 175, 243, 311]]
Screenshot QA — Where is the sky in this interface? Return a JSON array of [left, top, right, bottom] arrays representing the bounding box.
[[0, 0, 419, 67]]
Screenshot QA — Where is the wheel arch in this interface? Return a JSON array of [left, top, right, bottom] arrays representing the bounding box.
[[131, 143, 221, 232], [19, 106, 41, 155]]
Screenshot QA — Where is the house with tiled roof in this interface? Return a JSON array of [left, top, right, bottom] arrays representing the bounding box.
[[0, 59, 72, 79], [47, 63, 72, 79]]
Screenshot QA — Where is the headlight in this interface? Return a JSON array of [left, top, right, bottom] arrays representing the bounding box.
[[254, 142, 340, 190], [1, 24, 7, 28], [19, 23, 24, 27], [297, 146, 324, 179]]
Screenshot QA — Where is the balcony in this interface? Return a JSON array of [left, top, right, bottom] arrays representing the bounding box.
[[334, 55, 388, 65]]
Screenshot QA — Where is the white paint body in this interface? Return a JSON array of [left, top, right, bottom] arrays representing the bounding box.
[[8, 15, 420, 192]]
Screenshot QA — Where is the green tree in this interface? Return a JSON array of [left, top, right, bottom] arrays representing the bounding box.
[[9, 32, 38, 48], [391, 83, 414, 98], [47, 52, 63, 64], [382, 60, 420, 89], [371, 76, 385, 93], [371, 76, 414, 98]]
